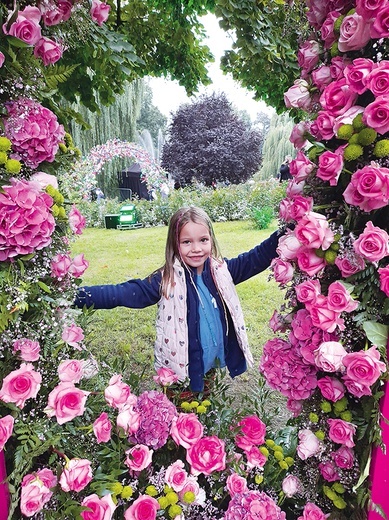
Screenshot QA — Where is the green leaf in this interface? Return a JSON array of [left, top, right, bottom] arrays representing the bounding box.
[[362, 321, 389, 348]]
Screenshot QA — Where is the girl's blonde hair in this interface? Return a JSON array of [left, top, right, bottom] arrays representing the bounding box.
[[160, 206, 222, 297]]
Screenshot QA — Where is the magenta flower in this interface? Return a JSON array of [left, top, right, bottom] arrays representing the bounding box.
[[4, 97, 65, 168], [0, 178, 55, 261], [224, 490, 286, 520]]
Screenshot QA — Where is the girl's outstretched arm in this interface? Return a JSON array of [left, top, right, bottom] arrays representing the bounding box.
[[74, 273, 162, 310]]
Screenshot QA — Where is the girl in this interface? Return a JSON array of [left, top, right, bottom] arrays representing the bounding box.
[[75, 206, 281, 392]]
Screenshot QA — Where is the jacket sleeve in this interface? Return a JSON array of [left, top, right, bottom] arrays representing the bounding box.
[[225, 229, 280, 284], [74, 272, 162, 309]]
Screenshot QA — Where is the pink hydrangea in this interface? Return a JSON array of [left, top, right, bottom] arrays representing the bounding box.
[[4, 97, 65, 168], [129, 390, 177, 449], [0, 178, 55, 261], [224, 490, 286, 520], [259, 337, 317, 400]]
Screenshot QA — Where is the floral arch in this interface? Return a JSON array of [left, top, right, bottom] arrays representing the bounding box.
[[1, 0, 389, 519], [64, 139, 168, 201]]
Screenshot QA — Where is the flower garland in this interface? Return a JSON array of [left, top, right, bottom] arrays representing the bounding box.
[[260, 0, 389, 517]]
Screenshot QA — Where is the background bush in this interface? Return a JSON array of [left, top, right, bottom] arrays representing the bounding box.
[[76, 179, 286, 228]]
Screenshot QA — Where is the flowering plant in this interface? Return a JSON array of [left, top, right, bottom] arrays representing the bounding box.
[[262, 0, 389, 517]]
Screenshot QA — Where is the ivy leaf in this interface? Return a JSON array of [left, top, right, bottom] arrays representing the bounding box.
[[362, 321, 389, 348]]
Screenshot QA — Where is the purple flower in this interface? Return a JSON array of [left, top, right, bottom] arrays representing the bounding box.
[[224, 490, 286, 520]]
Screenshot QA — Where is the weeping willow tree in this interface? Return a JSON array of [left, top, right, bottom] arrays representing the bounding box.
[[67, 80, 143, 197], [257, 113, 295, 181]]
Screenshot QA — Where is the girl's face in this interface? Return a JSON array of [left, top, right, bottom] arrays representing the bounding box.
[[178, 221, 212, 274]]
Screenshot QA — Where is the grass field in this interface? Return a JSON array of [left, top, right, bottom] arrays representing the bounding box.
[[71, 220, 287, 393]]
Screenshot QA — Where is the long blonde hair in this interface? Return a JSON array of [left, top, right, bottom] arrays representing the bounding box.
[[160, 206, 222, 298]]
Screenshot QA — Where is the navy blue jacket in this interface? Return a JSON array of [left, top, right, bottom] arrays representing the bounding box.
[[75, 230, 280, 391]]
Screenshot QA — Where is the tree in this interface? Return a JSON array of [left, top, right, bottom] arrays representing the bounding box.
[[161, 92, 263, 186], [136, 84, 168, 145]]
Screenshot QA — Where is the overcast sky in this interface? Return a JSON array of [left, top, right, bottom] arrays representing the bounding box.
[[149, 14, 275, 121]]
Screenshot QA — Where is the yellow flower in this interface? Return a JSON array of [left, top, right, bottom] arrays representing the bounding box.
[[181, 401, 191, 411], [182, 491, 195, 504], [146, 485, 158, 497], [166, 491, 179, 505], [5, 159, 21, 174], [265, 439, 275, 448], [279, 460, 288, 470], [274, 451, 284, 461], [197, 405, 206, 413], [108, 482, 123, 495], [259, 446, 269, 457], [255, 474, 264, 485], [0, 137, 11, 152], [158, 496, 169, 509], [121, 486, 133, 499], [284, 457, 294, 467], [0, 151, 7, 164], [168, 504, 182, 518], [189, 401, 199, 409], [201, 399, 211, 407]]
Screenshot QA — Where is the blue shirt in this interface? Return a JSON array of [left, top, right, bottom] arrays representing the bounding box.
[[196, 274, 225, 373]]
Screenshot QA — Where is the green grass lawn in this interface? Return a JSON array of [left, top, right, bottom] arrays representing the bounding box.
[[71, 220, 286, 384]]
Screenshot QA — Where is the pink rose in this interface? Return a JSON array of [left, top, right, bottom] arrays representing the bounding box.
[[170, 412, 204, 449], [353, 221, 389, 263], [356, 0, 387, 21], [59, 458, 93, 492], [311, 111, 335, 140], [327, 281, 359, 313], [153, 367, 179, 387], [334, 106, 365, 135], [286, 178, 305, 197], [316, 148, 344, 186], [366, 61, 389, 97], [320, 78, 359, 117], [62, 324, 85, 349], [343, 377, 372, 398], [104, 374, 133, 410], [0, 52, 4, 68], [0, 415, 14, 451], [277, 232, 306, 261], [298, 40, 321, 73], [317, 376, 346, 402], [20, 477, 52, 517], [226, 473, 248, 497], [124, 495, 160, 520], [30, 171, 58, 190], [330, 56, 351, 81], [289, 151, 315, 183], [12, 338, 41, 362], [116, 402, 140, 435], [378, 265, 389, 296], [0, 363, 41, 408], [33, 37, 63, 65], [186, 436, 226, 475], [363, 95, 389, 135], [284, 79, 312, 111], [40, 0, 73, 26], [235, 415, 266, 450], [125, 444, 153, 473], [371, 5, 389, 38], [319, 460, 340, 481], [297, 502, 327, 520], [343, 164, 389, 212], [271, 258, 294, 285], [93, 412, 112, 443], [282, 475, 302, 497], [286, 398, 303, 417], [311, 65, 332, 91], [2, 6, 42, 45], [45, 382, 90, 424], [81, 493, 116, 520], [295, 279, 321, 307], [343, 345, 386, 388], [68, 205, 86, 235], [335, 251, 365, 277], [321, 11, 342, 49], [297, 249, 326, 277], [289, 195, 314, 221], [58, 359, 84, 383], [332, 446, 355, 469], [297, 429, 321, 460], [244, 445, 267, 469], [338, 12, 372, 52], [314, 341, 347, 372], [290, 121, 309, 149], [69, 253, 89, 278], [51, 253, 72, 278], [309, 295, 345, 333], [90, 0, 111, 26], [295, 212, 334, 250], [327, 418, 356, 447], [165, 460, 188, 492]]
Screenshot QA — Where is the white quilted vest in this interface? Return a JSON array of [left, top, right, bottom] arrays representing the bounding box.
[[154, 259, 253, 382]]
